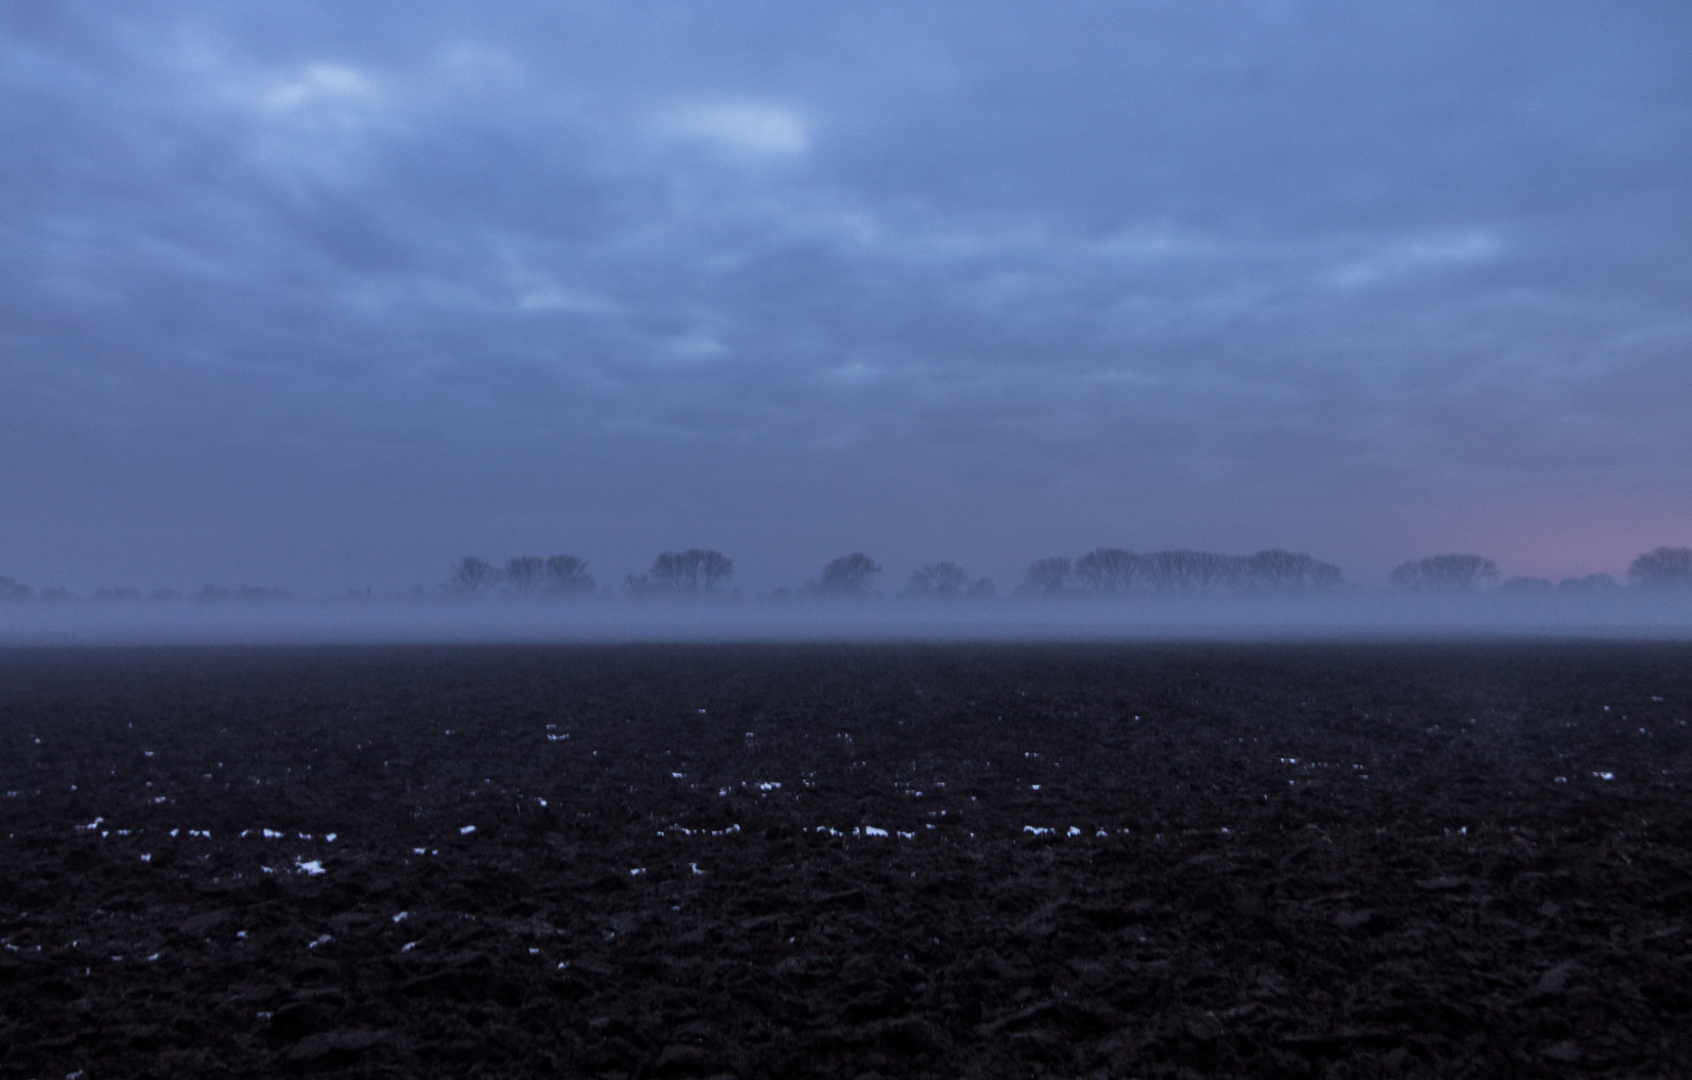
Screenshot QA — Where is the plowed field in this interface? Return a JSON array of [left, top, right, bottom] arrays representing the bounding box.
[[2, 643, 1690, 1078]]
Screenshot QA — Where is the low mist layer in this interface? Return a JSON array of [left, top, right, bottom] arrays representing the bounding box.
[[2, 591, 1690, 647]]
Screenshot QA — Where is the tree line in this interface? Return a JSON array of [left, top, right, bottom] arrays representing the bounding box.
[[442, 543, 1692, 600], [1018, 548, 1346, 596], [3, 545, 1690, 604], [1386, 548, 1692, 593]]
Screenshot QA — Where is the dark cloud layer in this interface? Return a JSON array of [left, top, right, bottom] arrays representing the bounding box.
[[4, 1, 1690, 592]]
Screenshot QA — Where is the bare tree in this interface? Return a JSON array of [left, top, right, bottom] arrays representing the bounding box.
[[818, 553, 881, 598], [1022, 557, 1072, 596], [1073, 548, 1138, 593], [544, 555, 595, 597], [1141, 551, 1186, 592], [1187, 551, 1242, 592], [449, 556, 499, 596], [1244, 550, 1345, 592], [644, 549, 732, 597], [504, 556, 544, 597], [1310, 561, 1344, 590], [648, 552, 696, 594], [698, 550, 733, 593], [904, 561, 972, 598], [1390, 554, 1500, 593], [1628, 546, 1692, 588], [1244, 550, 1303, 591]]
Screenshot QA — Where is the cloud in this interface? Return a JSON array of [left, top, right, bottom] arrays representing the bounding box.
[[663, 102, 808, 155], [1, 2, 1690, 592], [263, 63, 375, 111], [1325, 231, 1503, 288]]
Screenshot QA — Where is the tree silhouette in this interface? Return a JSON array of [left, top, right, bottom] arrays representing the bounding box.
[[1073, 548, 1137, 593], [450, 556, 499, 596], [904, 562, 972, 598], [1390, 554, 1500, 593], [544, 555, 595, 597], [1022, 548, 1345, 597], [1628, 547, 1692, 588], [1022, 557, 1072, 596], [1185, 551, 1239, 592], [504, 556, 544, 596], [648, 552, 693, 594], [818, 554, 881, 598], [1243, 550, 1345, 592], [698, 550, 733, 593], [647, 549, 733, 596]]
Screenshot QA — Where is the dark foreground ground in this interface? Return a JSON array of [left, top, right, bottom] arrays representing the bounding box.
[[1, 642, 1690, 1079]]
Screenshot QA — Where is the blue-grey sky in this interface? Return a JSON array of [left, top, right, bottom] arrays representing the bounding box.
[[4, 0, 1690, 593]]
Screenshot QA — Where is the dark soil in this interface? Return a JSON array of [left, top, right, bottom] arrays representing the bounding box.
[[2, 642, 1690, 1079]]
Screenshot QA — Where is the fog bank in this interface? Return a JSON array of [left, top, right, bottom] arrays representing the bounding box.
[[3, 593, 1690, 648]]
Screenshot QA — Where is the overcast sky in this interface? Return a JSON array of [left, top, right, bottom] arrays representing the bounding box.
[[3, 1, 1690, 594]]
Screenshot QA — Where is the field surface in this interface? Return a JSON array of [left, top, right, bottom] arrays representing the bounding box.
[[1, 642, 1690, 1079]]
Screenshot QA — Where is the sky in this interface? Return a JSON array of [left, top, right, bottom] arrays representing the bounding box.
[[3, 0, 1691, 595]]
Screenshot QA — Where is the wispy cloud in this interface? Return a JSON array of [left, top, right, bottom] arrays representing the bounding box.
[[663, 102, 809, 155]]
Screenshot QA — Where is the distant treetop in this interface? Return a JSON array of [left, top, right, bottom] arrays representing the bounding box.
[[816, 553, 881, 598], [1389, 555, 1500, 593], [1629, 547, 1692, 588], [1020, 549, 1343, 596]]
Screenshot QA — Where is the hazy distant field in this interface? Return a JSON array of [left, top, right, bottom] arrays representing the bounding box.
[[2, 643, 1689, 1078], [3, 593, 1692, 648]]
